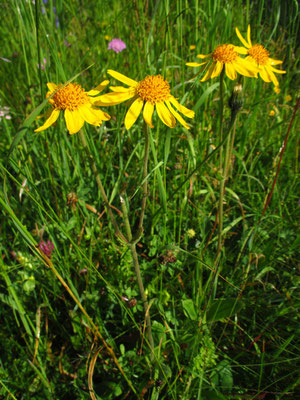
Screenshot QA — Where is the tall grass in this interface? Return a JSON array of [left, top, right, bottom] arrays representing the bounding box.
[[0, 0, 299, 399]]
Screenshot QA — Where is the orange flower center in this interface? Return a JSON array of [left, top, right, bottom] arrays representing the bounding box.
[[48, 83, 89, 111], [136, 75, 170, 104], [212, 44, 238, 63], [248, 44, 269, 66]]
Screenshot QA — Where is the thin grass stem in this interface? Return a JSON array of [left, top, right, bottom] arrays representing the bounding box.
[[78, 129, 127, 243]]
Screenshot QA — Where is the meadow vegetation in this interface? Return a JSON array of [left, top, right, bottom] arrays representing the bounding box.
[[0, 0, 299, 399]]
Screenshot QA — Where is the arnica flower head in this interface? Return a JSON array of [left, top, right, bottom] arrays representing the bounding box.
[[35, 81, 110, 135], [235, 25, 286, 86], [38, 240, 54, 258], [107, 39, 126, 53], [95, 70, 195, 130], [186, 43, 258, 81]]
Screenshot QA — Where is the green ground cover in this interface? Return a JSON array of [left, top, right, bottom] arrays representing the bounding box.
[[0, 0, 299, 399]]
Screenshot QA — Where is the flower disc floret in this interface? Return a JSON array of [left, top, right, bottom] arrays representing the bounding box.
[[247, 44, 270, 66], [136, 75, 171, 105], [50, 83, 89, 111], [212, 44, 238, 63]]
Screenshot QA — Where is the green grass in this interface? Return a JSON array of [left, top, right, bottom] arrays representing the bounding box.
[[0, 0, 299, 399]]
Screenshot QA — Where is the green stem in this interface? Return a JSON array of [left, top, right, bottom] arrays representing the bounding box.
[[135, 123, 150, 240], [226, 117, 237, 178], [35, 0, 44, 99], [216, 69, 225, 264], [78, 129, 127, 243], [130, 242, 155, 360], [119, 124, 155, 360]]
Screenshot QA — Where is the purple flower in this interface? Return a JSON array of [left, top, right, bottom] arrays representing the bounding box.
[[38, 240, 54, 258], [107, 38, 126, 54], [55, 16, 59, 28], [37, 57, 47, 70], [64, 39, 71, 47], [0, 106, 11, 120], [79, 268, 88, 275]]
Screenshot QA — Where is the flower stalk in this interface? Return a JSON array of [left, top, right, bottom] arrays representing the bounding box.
[[78, 129, 127, 243], [135, 123, 150, 240], [216, 69, 225, 265], [120, 123, 155, 360], [79, 126, 155, 359]]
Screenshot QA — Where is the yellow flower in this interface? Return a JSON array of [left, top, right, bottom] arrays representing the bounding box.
[[190, 45, 196, 50], [187, 229, 196, 238], [96, 70, 195, 130], [285, 95, 292, 102], [269, 110, 275, 116], [235, 25, 286, 86], [35, 81, 110, 135], [186, 43, 258, 81]]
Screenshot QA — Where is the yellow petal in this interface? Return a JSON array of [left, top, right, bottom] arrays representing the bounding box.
[[143, 101, 154, 128], [124, 97, 144, 129], [34, 108, 60, 132], [235, 46, 248, 55], [247, 25, 252, 47], [211, 61, 223, 79], [269, 58, 283, 65], [264, 67, 279, 86], [95, 90, 136, 106], [64, 109, 85, 135], [186, 62, 205, 67], [225, 63, 237, 80], [107, 69, 138, 87], [169, 96, 195, 119], [78, 104, 110, 126], [235, 27, 250, 48], [165, 101, 190, 129], [235, 58, 258, 77], [87, 80, 109, 96], [200, 62, 216, 81], [156, 102, 176, 128], [274, 86, 281, 94], [47, 82, 58, 92], [259, 66, 272, 82], [109, 86, 133, 92], [196, 54, 211, 59], [270, 66, 286, 74]]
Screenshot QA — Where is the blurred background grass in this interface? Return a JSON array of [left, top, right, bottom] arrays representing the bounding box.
[[0, 0, 299, 399]]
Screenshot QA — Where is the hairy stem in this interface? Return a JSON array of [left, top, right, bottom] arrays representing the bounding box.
[[216, 69, 225, 266], [135, 123, 150, 240], [120, 124, 155, 359]]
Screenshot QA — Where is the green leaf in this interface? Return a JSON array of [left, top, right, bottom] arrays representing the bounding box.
[[207, 298, 244, 322], [255, 266, 274, 281], [182, 298, 197, 320], [200, 390, 227, 400], [194, 82, 219, 112]]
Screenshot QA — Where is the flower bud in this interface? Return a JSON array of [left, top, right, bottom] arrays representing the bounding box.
[[229, 83, 243, 113]]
